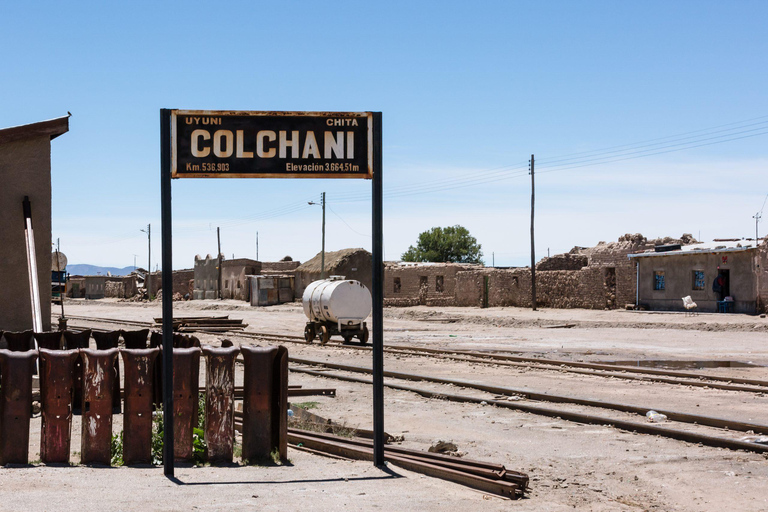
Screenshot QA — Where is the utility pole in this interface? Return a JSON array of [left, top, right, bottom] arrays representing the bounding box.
[[754, 212, 761, 243], [492, 252, 494, 268], [529, 155, 537, 311], [256, 231, 259, 261], [309, 192, 327, 279], [141, 224, 151, 299], [217, 227, 222, 299]]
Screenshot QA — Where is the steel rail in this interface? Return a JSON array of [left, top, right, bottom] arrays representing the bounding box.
[[285, 430, 525, 499], [230, 328, 768, 391], [288, 366, 768, 454], [64, 317, 768, 393], [288, 356, 768, 435]]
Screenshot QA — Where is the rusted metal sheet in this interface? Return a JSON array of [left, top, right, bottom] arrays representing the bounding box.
[[39, 349, 78, 463], [149, 331, 164, 407], [93, 331, 122, 413], [80, 348, 118, 465], [121, 329, 149, 349], [121, 347, 159, 465], [172, 347, 201, 462], [201, 345, 239, 463], [240, 345, 288, 462], [174, 333, 201, 349], [63, 329, 91, 350], [63, 330, 91, 414], [92, 330, 120, 350], [34, 331, 63, 351], [4, 330, 34, 352], [0, 350, 38, 464]]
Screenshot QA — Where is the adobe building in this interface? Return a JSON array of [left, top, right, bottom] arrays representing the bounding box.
[[629, 239, 767, 314], [0, 116, 69, 331], [385, 262, 480, 307], [294, 248, 372, 297]]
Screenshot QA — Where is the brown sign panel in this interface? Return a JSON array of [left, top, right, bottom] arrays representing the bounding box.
[[170, 110, 373, 179]]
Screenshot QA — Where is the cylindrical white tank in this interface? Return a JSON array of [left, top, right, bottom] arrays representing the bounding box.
[[302, 278, 372, 325]]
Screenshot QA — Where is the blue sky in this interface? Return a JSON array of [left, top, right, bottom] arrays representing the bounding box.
[[2, 1, 767, 269]]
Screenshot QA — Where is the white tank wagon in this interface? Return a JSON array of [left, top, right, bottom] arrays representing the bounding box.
[[302, 277, 371, 344]]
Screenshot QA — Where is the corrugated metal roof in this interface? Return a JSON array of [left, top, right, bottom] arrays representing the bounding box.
[[628, 240, 759, 259]]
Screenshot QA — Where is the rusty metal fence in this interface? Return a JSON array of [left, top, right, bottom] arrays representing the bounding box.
[[0, 329, 287, 467]]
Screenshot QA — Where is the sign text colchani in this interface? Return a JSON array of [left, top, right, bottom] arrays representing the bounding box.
[[171, 110, 373, 179]]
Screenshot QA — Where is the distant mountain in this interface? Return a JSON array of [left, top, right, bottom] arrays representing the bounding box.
[[67, 264, 137, 276]]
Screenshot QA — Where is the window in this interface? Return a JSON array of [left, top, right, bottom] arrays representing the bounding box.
[[653, 271, 665, 291], [225, 280, 229, 289], [436, 275, 444, 293], [393, 277, 401, 293], [692, 270, 705, 291]]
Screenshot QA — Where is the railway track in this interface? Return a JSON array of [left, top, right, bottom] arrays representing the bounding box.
[[63, 314, 768, 393], [63, 314, 768, 454]]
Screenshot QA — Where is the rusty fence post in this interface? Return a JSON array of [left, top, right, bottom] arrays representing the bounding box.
[[80, 348, 118, 465], [0, 350, 38, 465], [64, 330, 91, 414], [121, 347, 159, 465], [121, 329, 149, 349], [149, 331, 164, 407], [39, 349, 78, 464], [4, 330, 34, 352], [172, 346, 201, 462], [93, 331, 122, 413], [240, 345, 288, 463], [201, 345, 239, 464], [34, 331, 63, 351]]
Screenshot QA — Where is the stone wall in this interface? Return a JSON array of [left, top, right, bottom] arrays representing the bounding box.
[[535, 254, 588, 271], [104, 276, 138, 299], [261, 261, 301, 275], [150, 269, 194, 298], [456, 267, 606, 309]]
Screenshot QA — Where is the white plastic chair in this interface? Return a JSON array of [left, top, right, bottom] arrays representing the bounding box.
[[682, 296, 697, 316]]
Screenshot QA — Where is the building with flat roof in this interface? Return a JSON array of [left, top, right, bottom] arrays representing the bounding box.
[[0, 116, 69, 331]]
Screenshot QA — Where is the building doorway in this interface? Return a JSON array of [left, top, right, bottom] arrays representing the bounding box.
[[713, 269, 730, 301], [717, 269, 730, 299]]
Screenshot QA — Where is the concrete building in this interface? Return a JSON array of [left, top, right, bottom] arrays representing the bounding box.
[[84, 276, 107, 299], [0, 116, 69, 331], [629, 239, 767, 314], [294, 248, 372, 297]]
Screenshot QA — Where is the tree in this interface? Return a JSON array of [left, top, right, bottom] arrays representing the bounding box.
[[401, 225, 483, 264]]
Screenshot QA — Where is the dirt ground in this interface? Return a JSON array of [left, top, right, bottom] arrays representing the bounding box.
[[5, 299, 768, 511]]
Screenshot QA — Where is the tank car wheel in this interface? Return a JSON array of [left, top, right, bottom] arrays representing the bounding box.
[[358, 325, 369, 344], [319, 325, 331, 345], [304, 324, 316, 343]]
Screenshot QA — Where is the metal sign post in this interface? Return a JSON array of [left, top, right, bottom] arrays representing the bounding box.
[[160, 109, 384, 475]]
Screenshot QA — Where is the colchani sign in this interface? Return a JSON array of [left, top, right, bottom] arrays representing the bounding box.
[[170, 110, 373, 179]]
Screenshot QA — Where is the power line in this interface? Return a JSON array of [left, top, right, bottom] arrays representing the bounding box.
[[328, 205, 371, 238]]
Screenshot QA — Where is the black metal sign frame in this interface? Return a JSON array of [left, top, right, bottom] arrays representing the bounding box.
[[160, 109, 384, 477]]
